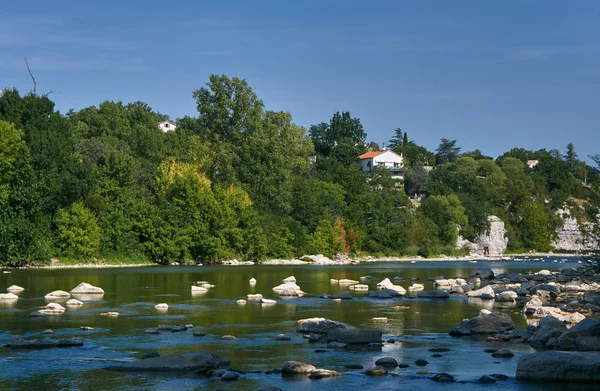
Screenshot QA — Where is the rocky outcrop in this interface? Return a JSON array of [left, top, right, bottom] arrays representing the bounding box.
[[552, 208, 598, 252], [281, 361, 316, 374], [456, 216, 508, 256], [108, 351, 230, 373], [516, 351, 600, 382]]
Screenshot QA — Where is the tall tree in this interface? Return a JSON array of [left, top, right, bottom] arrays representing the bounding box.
[[435, 138, 461, 165], [387, 128, 403, 150]]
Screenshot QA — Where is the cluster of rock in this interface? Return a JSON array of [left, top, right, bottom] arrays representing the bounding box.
[[191, 281, 215, 294], [272, 276, 305, 297], [5, 336, 84, 349], [296, 317, 382, 348], [28, 282, 105, 317]]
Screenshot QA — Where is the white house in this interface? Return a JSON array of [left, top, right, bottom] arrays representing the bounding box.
[[358, 150, 405, 180], [158, 120, 177, 132], [527, 159, 539, 169]]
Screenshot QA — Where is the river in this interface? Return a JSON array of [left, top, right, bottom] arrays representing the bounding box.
[[0, 257, 592, 390]]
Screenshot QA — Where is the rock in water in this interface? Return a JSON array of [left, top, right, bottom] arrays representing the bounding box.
[[309, 369, 342, 379], [296, 318, 350, 334], [516, 351, 600, 382], [327, 328, 382, 345], [70, 282, 104, 294], [154, 303, 168, 310], [6, 337, 83, 349], [0, 292, 19, 300], [108, 351, 231, 373], [365, 366, 388, 376], [7, 285, 25, 292], [450, 312, 515, 336], [44, 290, 71, 299], [281, 361, 316, 374], [66, 299, 83, 306]]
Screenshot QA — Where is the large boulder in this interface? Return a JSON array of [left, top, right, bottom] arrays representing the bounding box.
[[368, 289, 403, 298], [582, 291, 600, 307], [108, 351, 230, 373], [0, 292, 19, 300], [467, 285, 495, 298], [417, 290, 450, 299], [327, 328, 382, 345], [70, 282, 104, 295], [557, 318, 600, 351], [450, 312, 515, 336], [516, 351, 600, 382], [281, 361, 316, 374], [296, 318, 349, 334], [473, 268, 495, 280], [528, 316, 567, 349], [44, 290, 71, 299]]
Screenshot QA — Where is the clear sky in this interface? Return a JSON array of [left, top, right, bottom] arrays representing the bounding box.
[[1, 1, 599, 162]]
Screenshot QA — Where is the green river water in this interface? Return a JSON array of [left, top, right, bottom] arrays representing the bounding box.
[[0, 258, 592, 390]]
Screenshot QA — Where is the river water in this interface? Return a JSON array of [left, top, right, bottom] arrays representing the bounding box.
[[0, 257, 592, 390]]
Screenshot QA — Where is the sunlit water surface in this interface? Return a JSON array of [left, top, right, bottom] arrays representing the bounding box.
[[0, 257, 592, 390]]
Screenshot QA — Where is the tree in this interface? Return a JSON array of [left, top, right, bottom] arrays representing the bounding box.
[[55, 202, 102, 257], [435, 138, 461, 165], [404, 160, 429, 196], [388, 128, 403, 150], [420, 194, 468, 245], [564, 143, 579, 175]]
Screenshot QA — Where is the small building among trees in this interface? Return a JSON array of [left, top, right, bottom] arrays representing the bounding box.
[[358, 150, 405, 180], [158, 120, 177, 132]]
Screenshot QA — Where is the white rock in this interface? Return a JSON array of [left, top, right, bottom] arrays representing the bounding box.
[[46, 302, 66, 311], [349, 284, 369, 291], [247, 293, 263, 301], [532, 306, 562, 319], [338, 279, 359, 284], [236, 299, 247, 305], [466, 285, 495, 298], [154, 303, 169, 310], [479, 309, 492, 316], [560, 312, 586, 324], [408, 283, 425, 292], [191, 286, 208, 293], [536, 270, 552, 276], [372, 317, 388, 322], [283, 276, 296, 283], [66, 299, 83, 306], [330, 279, 339, 283], [377, 278, 393, 288], [7, 285, 24, 292], [71, 282, 104, 294], [45, 290, 71, 299], [261, 298, 276, 304], [249, 278, 257, 284], [0, 292, 19, 300], [498, 291, 518, 300]]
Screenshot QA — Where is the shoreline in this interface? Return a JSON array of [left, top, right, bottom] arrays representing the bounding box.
[[5, 252, 591, 270]]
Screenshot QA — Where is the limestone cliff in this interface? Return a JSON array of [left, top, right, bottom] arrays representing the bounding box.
[[456, 215, 508, 256], [552, 208, 598, 252]]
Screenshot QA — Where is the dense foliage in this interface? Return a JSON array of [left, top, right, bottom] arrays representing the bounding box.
[[1, 77, 599, 265]]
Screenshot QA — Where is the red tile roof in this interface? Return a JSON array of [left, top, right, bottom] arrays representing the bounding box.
[[358, 151, 386, 159]]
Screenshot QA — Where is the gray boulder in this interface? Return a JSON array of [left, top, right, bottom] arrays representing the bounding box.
[[417, 290, 450, 299], [516, 351, 600, 382], [107, 351, 230, 373], [281, 361, 316, 374], [557, 318, 600, 351], [296, 318, 349, 334], [450, 312, 515, 336], [473, 268, 494, 280], [327, 328, 382, 345], [582, 291, 600, 307], [368, 289, 402, 298], [528, 316, 567, 349]]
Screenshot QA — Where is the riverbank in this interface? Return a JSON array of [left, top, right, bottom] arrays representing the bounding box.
[[8, 252, 592, 270]]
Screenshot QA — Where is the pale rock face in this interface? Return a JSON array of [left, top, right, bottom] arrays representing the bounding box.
[[70, 282, 104, 295], [154, 303, 168, 310], [45, 290, 71, 299], [7, 285, 24, 292], [456, 216, 508, 256], [408, 283, 425, 291], [0, 292, 19, 300], [552, 208, 598, 252]]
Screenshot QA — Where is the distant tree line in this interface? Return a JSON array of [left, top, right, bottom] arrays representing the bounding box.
[[1, 75, 599, 266]]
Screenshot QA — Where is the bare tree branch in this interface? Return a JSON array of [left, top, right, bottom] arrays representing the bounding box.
[[24, 57, 37, 95], [43, 90, 60, 97]]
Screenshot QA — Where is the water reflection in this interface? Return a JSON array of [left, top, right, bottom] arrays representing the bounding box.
[[0, 258, 585, 390]]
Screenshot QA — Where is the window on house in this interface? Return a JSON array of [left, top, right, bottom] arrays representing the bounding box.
[[164, 123, 170, 128]]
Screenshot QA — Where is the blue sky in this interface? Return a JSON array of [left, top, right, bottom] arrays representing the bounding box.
[[1, 1, 599, 162]]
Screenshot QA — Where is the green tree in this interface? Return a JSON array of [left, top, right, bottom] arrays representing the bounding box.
[[435, 138, 461, 165], [421, 194, 468, 245], [55, 202, 102, 257], [388, 128, 403, 150]]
